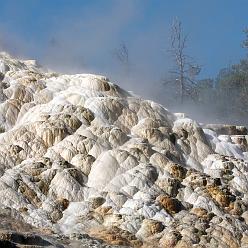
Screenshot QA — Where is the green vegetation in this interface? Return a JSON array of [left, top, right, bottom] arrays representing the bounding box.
[[165, 25, 248, 125], [193, 58, 248, 124]]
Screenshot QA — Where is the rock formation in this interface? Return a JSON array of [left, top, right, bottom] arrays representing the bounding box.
[[0, 52, 248, 247]]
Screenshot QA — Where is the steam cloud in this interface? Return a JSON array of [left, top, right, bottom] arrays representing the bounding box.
[[0, 0, 246, 125]]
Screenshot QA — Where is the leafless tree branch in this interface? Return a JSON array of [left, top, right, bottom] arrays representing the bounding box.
[[168, 17, 201, 104]]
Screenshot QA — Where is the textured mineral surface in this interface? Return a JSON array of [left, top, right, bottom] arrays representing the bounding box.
[[0, 52, 248, 247]]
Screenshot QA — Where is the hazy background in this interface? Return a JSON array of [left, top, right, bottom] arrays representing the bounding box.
[[0, 0, 248, 123]]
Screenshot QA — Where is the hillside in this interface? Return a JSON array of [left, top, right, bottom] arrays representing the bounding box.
[[0, 52, 248, 247]]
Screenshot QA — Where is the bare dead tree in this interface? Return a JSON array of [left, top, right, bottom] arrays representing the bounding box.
[[113, 43, 130, 76], [114, 43, 129, 64], [169, 18, 201, 104]]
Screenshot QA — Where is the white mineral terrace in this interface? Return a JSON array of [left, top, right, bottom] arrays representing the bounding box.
[[0, 52, 247, 247]]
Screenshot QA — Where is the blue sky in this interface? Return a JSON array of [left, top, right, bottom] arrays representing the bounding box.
[[0, 0, 247, 97]]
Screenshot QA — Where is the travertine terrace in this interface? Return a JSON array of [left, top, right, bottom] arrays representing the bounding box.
[[0, 52, 248, 247]]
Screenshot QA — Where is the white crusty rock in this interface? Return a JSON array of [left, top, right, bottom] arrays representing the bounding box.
[[0, 52, 247, 247]]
